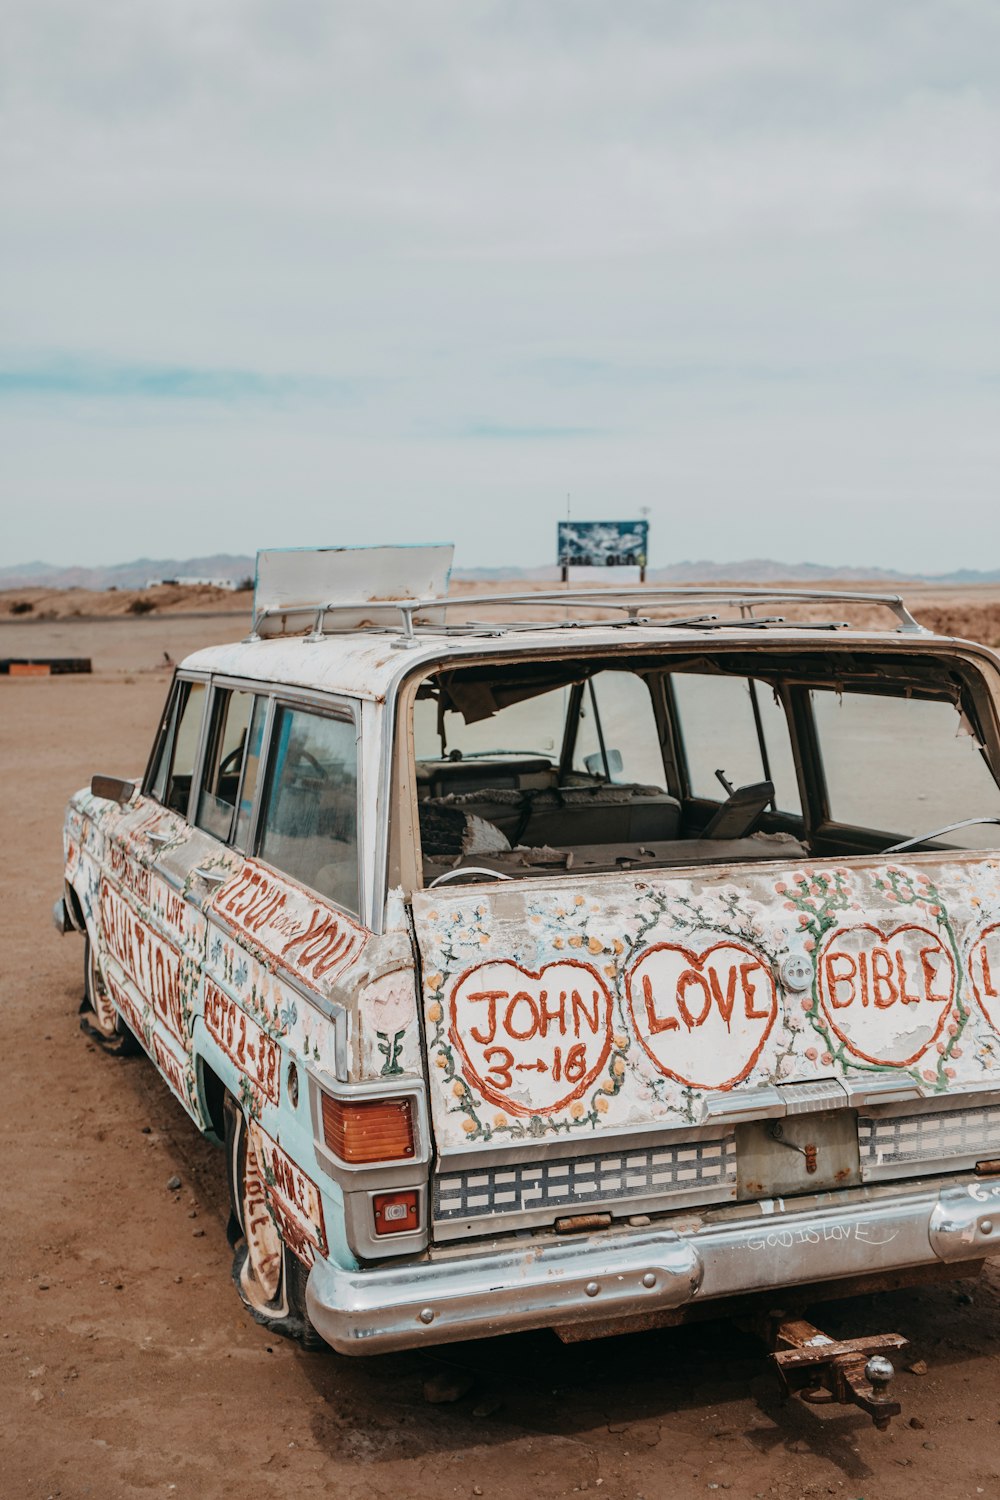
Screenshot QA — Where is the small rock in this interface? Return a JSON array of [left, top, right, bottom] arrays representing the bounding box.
[[895, 1457, 913, 1466], [188, 1211, 198, 1219], [955, 1290, 974, 1306], [166, 1175, 181, 1191], [192, 1228, 205, 1238], [174, 1275, 183, 1284], [923, 1441, 937, 1451], [788, 1438, 810, 1454], [906, 1358, 928, 1376], [141, 1126, 151, 1135], [423, 1367, 475, 1404], [473, 1488, 483, 1497], [472, 1395, 503, 1418], [38, 1283, 49, 1292], [909, 1416, 925, 1429]]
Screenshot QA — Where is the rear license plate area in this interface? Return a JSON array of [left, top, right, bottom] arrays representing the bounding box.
[[736, 1109, 861, 1200]]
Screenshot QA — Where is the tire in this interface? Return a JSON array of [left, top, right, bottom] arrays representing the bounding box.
[[79, 937, 141, 1055], [224, 1094, 324, 1349]]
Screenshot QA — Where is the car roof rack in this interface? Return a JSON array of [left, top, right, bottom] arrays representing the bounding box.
[[247, 585, 927, 646]]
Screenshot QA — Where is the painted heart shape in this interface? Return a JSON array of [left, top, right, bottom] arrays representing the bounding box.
[[448, 959, 614, 1116], [966, 921, 1000, 1036], [816, 922, 954, 1066], [626, 941, 777, 1091]]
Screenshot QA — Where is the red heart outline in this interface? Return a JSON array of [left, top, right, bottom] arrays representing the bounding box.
[[447, 959, 614, 1117], [625, 940, 778, 1091], [817, 922, 954, 1066], [966, 920, 1000, 1035]]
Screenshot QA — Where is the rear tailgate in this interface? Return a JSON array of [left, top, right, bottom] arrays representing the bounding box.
[[414, 855, 1000, 1237]]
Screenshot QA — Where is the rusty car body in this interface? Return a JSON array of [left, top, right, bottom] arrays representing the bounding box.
[[56, 545, 1000, 1376]]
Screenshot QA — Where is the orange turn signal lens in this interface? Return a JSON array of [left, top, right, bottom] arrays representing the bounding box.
[[372, 1189, 420, 1236], [320, 1093, 415, 1164]]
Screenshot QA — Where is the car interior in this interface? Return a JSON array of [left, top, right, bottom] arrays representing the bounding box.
[[412, 650, 1000, 886]]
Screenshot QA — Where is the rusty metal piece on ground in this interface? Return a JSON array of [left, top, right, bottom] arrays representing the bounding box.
[[770, 1315, 907, 1431], [975, 1159, 1000, 1176]]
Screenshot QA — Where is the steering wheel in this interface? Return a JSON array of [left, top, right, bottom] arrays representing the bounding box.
[[289, 748, 327, 779], [219, 745, 244, 778], [428, 866, 514, 888], [884, 815, 1000, 854]]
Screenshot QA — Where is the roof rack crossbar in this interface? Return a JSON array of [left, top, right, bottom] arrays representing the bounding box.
[[246, 585, 926, 642]]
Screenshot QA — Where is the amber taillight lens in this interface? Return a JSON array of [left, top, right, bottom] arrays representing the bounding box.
[[320, 1094, 415, 1164]]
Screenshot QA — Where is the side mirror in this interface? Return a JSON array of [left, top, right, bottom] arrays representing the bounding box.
[[91, 774, 137, 805], [583, 748, 624, 780]]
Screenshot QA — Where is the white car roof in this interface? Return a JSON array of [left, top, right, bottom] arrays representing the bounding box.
[[179, 617, 961, 704]]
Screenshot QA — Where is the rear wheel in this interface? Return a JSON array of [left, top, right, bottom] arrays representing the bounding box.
[[79, 937, 141, 1055], [224, 1094, 323, 1349]]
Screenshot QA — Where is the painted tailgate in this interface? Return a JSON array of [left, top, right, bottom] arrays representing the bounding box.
[[414, 854, 1000, 1156]]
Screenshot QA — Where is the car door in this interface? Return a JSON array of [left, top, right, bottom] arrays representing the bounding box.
[[96, 674, 225, 1122]]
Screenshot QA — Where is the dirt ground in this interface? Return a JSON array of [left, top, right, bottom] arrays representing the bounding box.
[[4, 597, 1000, 1500]]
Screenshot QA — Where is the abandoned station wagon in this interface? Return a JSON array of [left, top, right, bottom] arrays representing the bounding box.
[[57, 546, 1000, 1416]]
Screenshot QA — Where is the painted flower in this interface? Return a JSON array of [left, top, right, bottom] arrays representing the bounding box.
[[821, 1051, 833, 1066], [804, 1047, 818, 1062], [426, 1000, 443, 1024], [461, 1118, 477, 1134], [570, 1101, 585, 1120], [613, 1032, 628, 1050], [371, 973, 417, 1033], [435, 1053, 447, 1068], [588, 936, 603, 955], [493, 1112, 507, 1127], [425, 972, 443, 994], [451, 1080, 465, 1098], [595, 1096, 609, 1113], [612, 1057, 625, 1077]]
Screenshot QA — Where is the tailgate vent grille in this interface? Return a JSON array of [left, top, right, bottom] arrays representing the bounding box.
[[434, 1137, 736, 1227]]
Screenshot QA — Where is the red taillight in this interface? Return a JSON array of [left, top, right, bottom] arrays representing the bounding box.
[[372, 1189, 420, 1236], [320, 1094, 415, 1164]]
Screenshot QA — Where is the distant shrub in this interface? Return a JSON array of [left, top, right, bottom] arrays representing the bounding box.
[[237, 576, 254, 592], [10, 600, 33, 615], [128, 597, 156, 615]]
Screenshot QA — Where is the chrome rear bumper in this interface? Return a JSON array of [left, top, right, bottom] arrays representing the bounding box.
[[306, 1176, 1000, 1354]]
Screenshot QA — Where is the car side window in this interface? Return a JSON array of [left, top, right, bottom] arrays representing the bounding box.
[[256, 704, 360, 913], [671, 672, 801, 815], [233, 695, 269, 851], [195, 688, 256, 842], [148, 680, 207, 817]]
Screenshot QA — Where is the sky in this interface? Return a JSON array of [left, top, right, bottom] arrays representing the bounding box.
[[3, 0, 999, 574]]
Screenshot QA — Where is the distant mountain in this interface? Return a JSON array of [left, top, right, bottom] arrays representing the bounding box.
[[0, 554, 257, 590], [4, 553, 1000, 591]]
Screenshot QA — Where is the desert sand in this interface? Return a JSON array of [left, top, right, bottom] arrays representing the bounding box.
[[3, 584, 1000, 1499]]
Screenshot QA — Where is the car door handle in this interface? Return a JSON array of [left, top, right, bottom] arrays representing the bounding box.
[[192, 866, 228, 886]]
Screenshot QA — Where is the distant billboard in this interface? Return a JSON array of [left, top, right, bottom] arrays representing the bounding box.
[[557, 520, 649, 569]]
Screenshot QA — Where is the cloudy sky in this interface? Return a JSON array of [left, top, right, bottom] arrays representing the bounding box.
[[3, 1, 999, 573]]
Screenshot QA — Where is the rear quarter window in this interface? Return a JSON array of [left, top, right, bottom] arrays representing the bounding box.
[[256, 703, 360, 913]]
